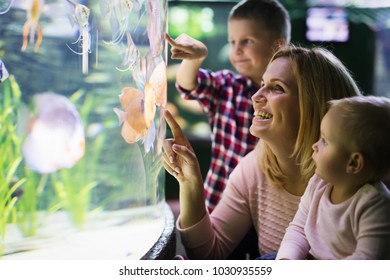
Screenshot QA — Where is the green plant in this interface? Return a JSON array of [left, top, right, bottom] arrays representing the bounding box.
[[0, 75, 25, 254], [51, 90, 105, 227]]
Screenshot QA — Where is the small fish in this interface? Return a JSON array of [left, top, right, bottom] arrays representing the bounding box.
[[21, 93, 85, 174], [0, 59, 10, 83], [65, 0, 91, 74], [101, 0, 135, 45], [146, 0, 163, 57], [0, 0, 15, 15], [21, 0, 44, 52], [116, 32, 139, 72], [113, 83, 156, 144], [149, 59, 167, 107], [143, 121, 156, 153]]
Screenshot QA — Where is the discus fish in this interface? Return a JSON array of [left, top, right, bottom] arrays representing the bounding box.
[[149, 59, 167, 107], [0, 59, 9, 83], [0, 0, 14, 14], [113, 84, 156, 144], [21, 93, 85, 174], [65, 0, 90, 74], [21, 0, 44, 52]]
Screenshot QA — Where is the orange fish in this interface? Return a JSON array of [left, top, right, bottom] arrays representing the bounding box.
[[21, 0, 44, 52], [113, 83, 156, 144], [149, 59, 167, 108]]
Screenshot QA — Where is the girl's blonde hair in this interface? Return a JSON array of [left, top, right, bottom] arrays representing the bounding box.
[[259, 45, 361, 187], [329, 96, 390, 182]]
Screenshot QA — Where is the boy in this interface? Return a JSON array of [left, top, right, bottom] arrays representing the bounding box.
[[165, 0, 291, 212], [276, 95, 390, 259]]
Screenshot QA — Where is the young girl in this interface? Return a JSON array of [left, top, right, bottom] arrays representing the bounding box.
[[277, 95, 390, 260]]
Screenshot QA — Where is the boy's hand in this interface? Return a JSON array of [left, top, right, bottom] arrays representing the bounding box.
[[165, 33, 208, 61]]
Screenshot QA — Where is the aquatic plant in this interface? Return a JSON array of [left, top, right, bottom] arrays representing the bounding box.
[[51, 90, 105, 227], [0, 75, 25, 254]]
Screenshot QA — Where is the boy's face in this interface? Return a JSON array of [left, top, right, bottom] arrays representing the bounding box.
[[228, 18, 281, 85], [312, 109, 352, 185]]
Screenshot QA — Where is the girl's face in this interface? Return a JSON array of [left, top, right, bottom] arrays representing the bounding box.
[[312, 109, 351, 184], [228, 19, 279, 85], [250, 57, 300, 147]]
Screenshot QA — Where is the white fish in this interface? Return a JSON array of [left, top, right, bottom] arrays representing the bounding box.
[[0, 59, 9, 83], [65, 0, 91, 74], [101, 0, 135, 45], [0, 0, 15, 15], [116, 32, 139, 72], [146, 0, 163, 57], [21, 92, 85, 174]]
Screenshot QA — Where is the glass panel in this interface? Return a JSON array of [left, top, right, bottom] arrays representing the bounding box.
[[0, 0, 167, 259]]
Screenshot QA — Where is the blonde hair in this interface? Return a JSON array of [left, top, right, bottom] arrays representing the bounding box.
[[259, 45, 361, 187], [329, 96, 390, 182]]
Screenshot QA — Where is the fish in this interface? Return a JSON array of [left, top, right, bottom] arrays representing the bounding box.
[[21, 0, 44, 52], [143, 121, 156, 153], [0, 0, 15, 14], [113, 83, 156, 144], [149, 59, 167, 107], [116, 31, 139, 72], [0, 59, 10, 83], [65, 0, 90, 75], [21, 92, 85, 174], [101, 0, 135, 45], [146, 0, 163, 57]]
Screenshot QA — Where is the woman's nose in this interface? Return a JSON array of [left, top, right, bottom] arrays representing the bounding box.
[[252, 87, 267, 104], [312, 141, 318, 152]]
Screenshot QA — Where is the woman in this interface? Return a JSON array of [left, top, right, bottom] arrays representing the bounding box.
[[163, 45, 361, 259]]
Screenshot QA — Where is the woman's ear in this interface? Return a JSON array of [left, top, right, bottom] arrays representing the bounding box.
[[346, 152, 364, 174], [273, 38, 286, 50]]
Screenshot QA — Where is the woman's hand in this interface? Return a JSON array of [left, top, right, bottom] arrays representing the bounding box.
[[163, 109, 207, 228], [163, 110, 202, 184]]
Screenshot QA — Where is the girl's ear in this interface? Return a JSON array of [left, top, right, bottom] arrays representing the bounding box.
[[346, 152, 364, 174]]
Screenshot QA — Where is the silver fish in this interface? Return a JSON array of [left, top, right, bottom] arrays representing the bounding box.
[[0, 59, 9, 83]]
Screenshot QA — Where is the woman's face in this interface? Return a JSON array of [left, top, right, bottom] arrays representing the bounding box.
[[250, 57, 300, 146]]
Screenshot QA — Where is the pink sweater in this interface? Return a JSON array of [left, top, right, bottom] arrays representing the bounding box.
[[177, 150, 301, 259], [276, 175, 390, 259]]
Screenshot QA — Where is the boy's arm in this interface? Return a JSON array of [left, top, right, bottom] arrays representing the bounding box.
[[165, 33, 208, 91]]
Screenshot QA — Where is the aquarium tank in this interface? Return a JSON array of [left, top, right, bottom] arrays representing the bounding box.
[[0, 0, 168, 259]]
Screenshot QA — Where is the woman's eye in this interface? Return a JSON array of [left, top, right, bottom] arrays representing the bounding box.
[[321, 137, 327, 145], [273, 85, 285, 92]]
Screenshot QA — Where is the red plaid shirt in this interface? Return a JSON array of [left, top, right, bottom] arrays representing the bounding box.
[[177, 69, 258, 212]]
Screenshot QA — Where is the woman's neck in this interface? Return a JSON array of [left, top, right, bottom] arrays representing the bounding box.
[[268, 142, 307, 196]]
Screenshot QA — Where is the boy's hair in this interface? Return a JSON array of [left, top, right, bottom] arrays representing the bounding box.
[[329, 96, 390, 182], [229, 0, 291, 44], [259, 45, 361, 187]]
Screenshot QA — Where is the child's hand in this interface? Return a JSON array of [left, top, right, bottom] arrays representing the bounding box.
[[164, 33, 208, 61], [162, 110, 202, 184]]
